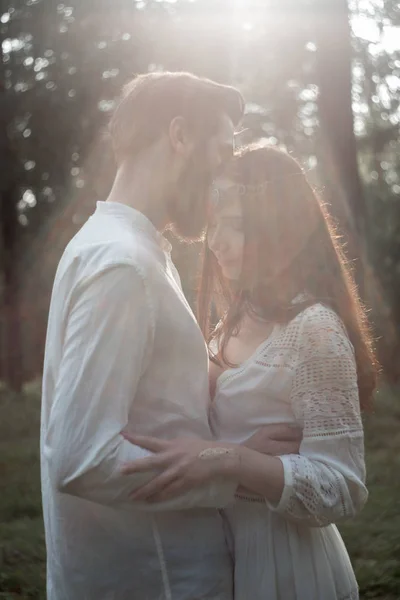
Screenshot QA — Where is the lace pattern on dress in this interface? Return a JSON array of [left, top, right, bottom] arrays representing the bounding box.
[[281, 304, 366, 525], [290, 305, 362, 439], [286, 454, 348, 526]]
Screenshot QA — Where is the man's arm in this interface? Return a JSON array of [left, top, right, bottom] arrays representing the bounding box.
[[44, 264, 157, 507], [45, 263, 236, 511]]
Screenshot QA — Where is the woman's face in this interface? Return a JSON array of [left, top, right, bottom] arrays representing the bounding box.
[[207, 179, 245, 281]]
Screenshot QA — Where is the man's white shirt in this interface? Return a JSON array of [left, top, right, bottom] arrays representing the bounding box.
[[41, 201, 236, 599]]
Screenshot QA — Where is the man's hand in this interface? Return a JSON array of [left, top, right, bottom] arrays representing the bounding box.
[[120, 433, 238, 503], [242, 423, 302, 456]]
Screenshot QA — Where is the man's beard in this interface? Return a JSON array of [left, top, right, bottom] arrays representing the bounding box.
[[166, 144, 213, 241]]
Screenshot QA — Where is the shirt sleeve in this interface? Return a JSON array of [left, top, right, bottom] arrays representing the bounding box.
[[269, 305, 368, 527], [45, 263, 236, 511]]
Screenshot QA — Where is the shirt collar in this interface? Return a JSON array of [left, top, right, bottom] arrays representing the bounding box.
[[96, 201, 172, 254]]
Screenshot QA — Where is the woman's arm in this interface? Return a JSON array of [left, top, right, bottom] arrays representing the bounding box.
[[232, 306, 368, 526]]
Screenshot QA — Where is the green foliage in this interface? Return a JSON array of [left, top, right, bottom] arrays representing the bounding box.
[[340, 385, 400, 598], [0, 385, 45, 599], [351, 0, 400, 329], [0, 0, 399, 383]]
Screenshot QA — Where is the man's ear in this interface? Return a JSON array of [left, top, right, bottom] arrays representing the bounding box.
[[168, 116, 195, 156]]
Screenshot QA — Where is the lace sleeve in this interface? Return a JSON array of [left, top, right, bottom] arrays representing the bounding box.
[[271, 305, 368, 527]]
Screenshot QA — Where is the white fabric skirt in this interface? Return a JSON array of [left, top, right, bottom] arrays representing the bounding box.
[[223, 499, 359, 600]]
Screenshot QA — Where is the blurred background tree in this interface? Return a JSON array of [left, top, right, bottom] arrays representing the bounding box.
[[0, 0, 399, 389]]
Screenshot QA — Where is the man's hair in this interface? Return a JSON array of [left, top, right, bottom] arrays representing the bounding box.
[[109, 71, 244, 164]]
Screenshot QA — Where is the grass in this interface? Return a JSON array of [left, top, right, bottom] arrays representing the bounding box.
[[340, 386, 400, 599], [0, 382, 399, 599], [0, 382, 45, 599]]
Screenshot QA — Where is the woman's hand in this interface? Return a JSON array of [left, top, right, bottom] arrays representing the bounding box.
[[243, 423, 302, 456], [120, 433, 239, 503]]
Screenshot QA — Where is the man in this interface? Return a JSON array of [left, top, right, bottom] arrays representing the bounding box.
[[41, 72, 299, 600]]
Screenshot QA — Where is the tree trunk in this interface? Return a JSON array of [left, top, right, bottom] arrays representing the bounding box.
[[0, 190, 23, 392], [313, 0, 366, 282], [312, 0, 399, 377], [0, 59, 23, 391]]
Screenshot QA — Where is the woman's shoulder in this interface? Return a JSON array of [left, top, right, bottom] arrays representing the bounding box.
[[287, 302, 353, 357], [297, 302, 345, 329]]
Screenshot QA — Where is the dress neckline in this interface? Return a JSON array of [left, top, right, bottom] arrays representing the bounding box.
[[214, 323, 281, 394]]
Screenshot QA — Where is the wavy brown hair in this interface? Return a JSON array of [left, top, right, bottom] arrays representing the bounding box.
[[110, 71, 244, 164], [197, 144, 378, 411]]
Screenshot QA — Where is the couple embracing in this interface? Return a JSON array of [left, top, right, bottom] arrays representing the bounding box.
[[41, 71, 378, 600]]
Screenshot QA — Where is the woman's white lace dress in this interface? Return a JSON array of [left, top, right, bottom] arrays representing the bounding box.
[[210, 304, 367, 600]]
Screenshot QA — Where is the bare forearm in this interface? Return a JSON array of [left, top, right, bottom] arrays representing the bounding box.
[[227, 446, 285, 505], [241, 423, 302, 457]]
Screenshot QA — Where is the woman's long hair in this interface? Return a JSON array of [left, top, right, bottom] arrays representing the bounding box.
[[197, 144, 379, 411]]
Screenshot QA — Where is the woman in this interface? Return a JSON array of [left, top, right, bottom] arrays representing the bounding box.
[[123, 145, 378, 599]]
